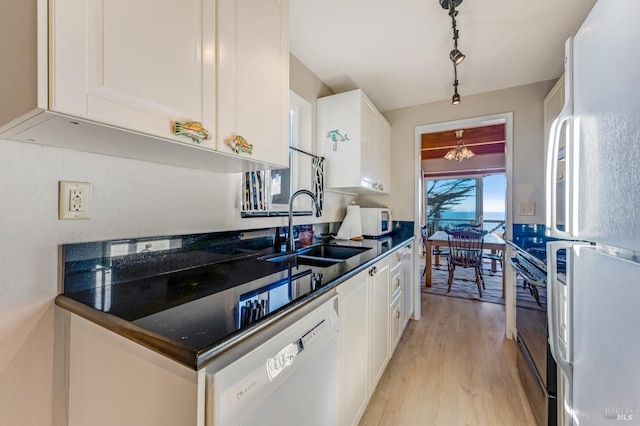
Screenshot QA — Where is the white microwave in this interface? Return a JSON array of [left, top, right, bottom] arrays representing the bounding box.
[[360, 208, 392, 237]]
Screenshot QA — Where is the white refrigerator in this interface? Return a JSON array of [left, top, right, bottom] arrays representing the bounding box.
[[545, 0, 640, 425]]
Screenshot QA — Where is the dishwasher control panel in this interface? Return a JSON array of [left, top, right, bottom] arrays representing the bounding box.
[[266, 319, 328, 380]]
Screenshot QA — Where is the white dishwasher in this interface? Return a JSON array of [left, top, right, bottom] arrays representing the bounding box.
[[204, 294, 339, 426]]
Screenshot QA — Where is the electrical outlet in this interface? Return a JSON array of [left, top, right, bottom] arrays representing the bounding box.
[[59, 181, 91, 220], [519, 202, 535, 216]]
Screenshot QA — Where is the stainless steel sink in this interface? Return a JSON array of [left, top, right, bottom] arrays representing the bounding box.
[[296, 244, 371, 260], [258, 252, 343, 267], [259, 244, 371, 267]]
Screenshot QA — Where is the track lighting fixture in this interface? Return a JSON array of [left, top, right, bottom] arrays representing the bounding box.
[[440, 0, 465, 104]]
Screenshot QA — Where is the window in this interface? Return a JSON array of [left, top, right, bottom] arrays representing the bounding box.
[[241, 91, 313, 217], [426, 173, 505, 233]]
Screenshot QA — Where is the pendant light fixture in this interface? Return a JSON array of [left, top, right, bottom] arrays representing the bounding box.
[[440, 0, 465, 105], [444, 129, 475, 161]]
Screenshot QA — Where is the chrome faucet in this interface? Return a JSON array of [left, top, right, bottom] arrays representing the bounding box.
[[287, 189, 321, 252]]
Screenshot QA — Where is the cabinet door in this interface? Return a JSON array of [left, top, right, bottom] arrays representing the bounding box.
[[402, 244, 415, 327], [218, 0, 289, 167], [390, 266, 402, 301], [543, 75, 565, 152], [317, 90, 363, 189], [376, 116, 390, 193], [361, 98, 378, 190], [51, 0, 216, 148], [337, 269, 370, 426], [390, 294, 403, 352], [369, 259, 390, 391]]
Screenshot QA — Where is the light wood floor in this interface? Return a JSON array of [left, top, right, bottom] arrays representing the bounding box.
[[359, 293, 536, 426]]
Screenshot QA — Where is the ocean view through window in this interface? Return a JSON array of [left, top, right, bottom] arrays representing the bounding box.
[[426, 174, 505, 234]]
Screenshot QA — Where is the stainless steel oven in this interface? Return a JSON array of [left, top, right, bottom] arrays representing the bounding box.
[[509, 248, 559, 426]]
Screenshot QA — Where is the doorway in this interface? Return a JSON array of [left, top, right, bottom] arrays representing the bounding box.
[[413, 112, 515, 337]]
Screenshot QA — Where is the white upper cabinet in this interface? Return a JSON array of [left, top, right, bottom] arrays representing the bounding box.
[[0, 0, 289, 172], [217, 0, 289, 168], [544, 75, 565, 153], [317, 89, 390, 194], [376, 114, 390, 192], [51, 0, 216, 149]]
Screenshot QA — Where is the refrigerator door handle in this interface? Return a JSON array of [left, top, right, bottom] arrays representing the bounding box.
[[547, 240, 590, 426], [546, 37, 576, 239], [547, 241, 573, 380]]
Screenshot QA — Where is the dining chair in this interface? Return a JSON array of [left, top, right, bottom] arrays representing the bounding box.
[[445, 229, 485, 298], [482, 249, 503, 274], [420, 225, 431, 277], [448, 222, 482, 231], [420, 225, 428, 256], [423, 223, 449, 274]]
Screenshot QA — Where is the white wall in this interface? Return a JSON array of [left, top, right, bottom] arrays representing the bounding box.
[[361, 80, 557, 224], [0, 54, 352, 426]]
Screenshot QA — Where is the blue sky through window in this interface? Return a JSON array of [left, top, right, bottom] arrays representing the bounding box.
[[429, 174, 505, 220]]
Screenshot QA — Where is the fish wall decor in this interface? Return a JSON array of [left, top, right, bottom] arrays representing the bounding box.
[[326, 129, 349, 151]]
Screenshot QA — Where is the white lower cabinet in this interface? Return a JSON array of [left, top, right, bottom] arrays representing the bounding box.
[[336, 269, 370, 426], [389, 252, 404, 353], [369, 257, 390, 392], [401, 243, 415, 327], [390, 294, 403, 352], [67, 314, 201, 426], [337, 242, 415, 426]]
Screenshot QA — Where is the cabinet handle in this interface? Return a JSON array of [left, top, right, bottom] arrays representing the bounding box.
[[224, 134, 253, 155], [395, 253, 401, 261], [173, 121, 211, 144], [379, 184, 384, 191], [394, 278, 401, 288], [395, 309, 401, 319]]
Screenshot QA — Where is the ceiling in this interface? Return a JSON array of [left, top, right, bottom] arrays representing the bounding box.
[[421, 124, 505, 160], [290, 0, 597, 112]]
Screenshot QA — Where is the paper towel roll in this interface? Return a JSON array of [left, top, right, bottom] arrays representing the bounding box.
[[335, 205, 363, 240]]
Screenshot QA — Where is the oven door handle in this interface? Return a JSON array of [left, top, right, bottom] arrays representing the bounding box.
[[508, 258, 546, 287]]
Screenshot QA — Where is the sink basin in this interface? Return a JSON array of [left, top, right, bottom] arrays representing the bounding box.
[[258, 244, 370, 268], [296, 244, 371, 260], [258, 252, 343, 267]]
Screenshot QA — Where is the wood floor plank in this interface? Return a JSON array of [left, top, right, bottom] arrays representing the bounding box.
[[359, 293, 536, 426]]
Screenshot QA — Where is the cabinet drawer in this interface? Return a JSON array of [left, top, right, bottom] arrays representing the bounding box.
[[390, 250, 402, 271], [390, 270, 402, 300], [390, 294, 403, 352]]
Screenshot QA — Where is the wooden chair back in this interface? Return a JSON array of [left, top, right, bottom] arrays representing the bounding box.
[[446, 229, 485, 268]]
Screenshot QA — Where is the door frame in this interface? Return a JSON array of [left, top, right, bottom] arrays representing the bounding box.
[[413, 112, 515, 338]]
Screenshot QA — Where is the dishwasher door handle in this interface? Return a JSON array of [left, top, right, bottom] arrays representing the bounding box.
[[266, 341, 302, 380]]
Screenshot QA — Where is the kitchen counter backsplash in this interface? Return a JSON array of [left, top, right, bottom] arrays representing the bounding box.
[[510, 223, 563, 261], [62, 222, 340, 294]]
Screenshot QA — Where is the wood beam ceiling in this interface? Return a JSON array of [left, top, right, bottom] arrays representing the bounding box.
[[421, 124, 505, 160]]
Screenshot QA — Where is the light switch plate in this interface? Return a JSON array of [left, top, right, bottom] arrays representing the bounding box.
[[519, 202, 535, 216], [59, 181, 91, 220]]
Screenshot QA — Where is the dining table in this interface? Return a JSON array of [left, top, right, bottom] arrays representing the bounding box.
[[425, 230, 506, 288]]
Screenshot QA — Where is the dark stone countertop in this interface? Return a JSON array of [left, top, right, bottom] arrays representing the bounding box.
[[56, 229, 415, 370]]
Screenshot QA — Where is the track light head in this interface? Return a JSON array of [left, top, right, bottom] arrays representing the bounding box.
[[450, 49, 465, 65]]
